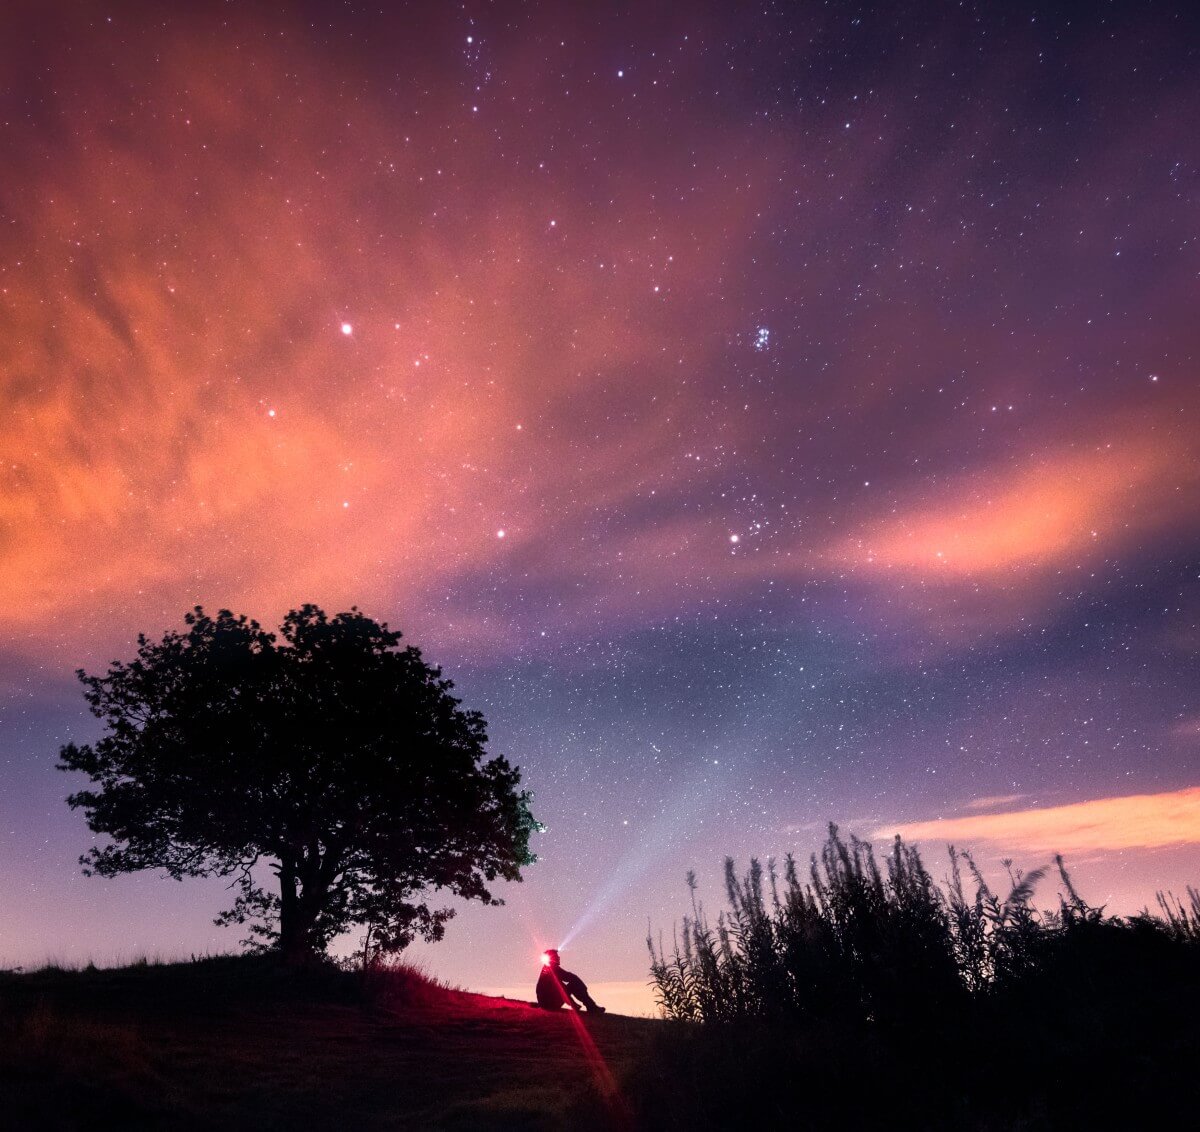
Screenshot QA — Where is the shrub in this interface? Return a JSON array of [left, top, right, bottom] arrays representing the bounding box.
[[639, 827, 1200, 1129], [649, 824, 1199, 1026]]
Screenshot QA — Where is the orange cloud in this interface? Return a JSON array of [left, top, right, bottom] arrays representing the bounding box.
[[834, 438, 1194, 579], [4, 14, 1197, 674], [0, 25, 769, 660], [877, 786, 1200, 855]]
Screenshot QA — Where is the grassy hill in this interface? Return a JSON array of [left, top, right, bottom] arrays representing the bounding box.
[[6, 936, 1199, 1130], [0, 956, 657, 1131]]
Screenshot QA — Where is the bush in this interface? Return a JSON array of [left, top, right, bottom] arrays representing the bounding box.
[[638, 826, 1200, 1129], [649, 825, 1199, 1026]]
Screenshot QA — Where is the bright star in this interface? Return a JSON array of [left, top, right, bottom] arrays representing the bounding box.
[[340, 322, 353, 336]]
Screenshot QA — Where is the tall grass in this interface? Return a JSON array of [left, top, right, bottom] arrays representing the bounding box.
[[649, 823, 1199, 1025], [635, 826, 1200, 1127], [1152, 884, 1200, 942], [355, 953, 465, 1009]]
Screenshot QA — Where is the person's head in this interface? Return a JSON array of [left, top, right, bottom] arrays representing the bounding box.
[[542, 949, 561, 968]]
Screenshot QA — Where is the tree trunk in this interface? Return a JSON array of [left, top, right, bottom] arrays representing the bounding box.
[[277, 850, 332, 966], [277, 859, 313, 966]]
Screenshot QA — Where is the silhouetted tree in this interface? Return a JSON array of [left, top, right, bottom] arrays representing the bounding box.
[[58, 605, 539, 964]]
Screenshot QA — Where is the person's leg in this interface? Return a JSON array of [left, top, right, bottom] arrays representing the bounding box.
[[563, 972, 604, 1012]]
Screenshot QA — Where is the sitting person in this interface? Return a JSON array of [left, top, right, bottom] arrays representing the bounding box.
[[535, 949, 605, 1013]]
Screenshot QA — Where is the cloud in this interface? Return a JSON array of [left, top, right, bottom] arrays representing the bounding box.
[[808, 429, 1200, 654], [964, 793, 1029, 811], [0, 21, 770, 662], [4, 9, 1198, 676], [877, 786, 1200, 855], [832, 437, 1194, 579]]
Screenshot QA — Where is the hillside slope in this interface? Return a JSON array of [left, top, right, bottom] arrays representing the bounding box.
[[0, 957, 657, 1131]]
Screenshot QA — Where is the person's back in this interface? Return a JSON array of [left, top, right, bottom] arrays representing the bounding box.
[[536, 963, 568, 1009]]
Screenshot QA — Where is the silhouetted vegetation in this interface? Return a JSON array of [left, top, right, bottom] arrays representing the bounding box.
[[58, 605, 539, 965], [636, 824, 1200, 1129]]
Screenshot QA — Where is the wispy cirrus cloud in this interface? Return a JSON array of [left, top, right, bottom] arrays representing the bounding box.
[[811, 429, 1200, 654], [0, 21, 770, 663], [964, 794, 1029, 812], [832, 434, 1197, 580], [877, 786, 1200, 855]]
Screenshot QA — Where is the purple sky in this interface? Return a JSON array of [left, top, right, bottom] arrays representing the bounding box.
[[2, 1, 1198, 1012]]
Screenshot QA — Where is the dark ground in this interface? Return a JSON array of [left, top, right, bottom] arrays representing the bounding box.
[[5, 948, 1199, 1131], [0, 956, 655, 1131]]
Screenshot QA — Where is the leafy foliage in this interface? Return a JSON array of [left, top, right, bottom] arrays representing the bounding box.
[[59, 605, 540, 962]]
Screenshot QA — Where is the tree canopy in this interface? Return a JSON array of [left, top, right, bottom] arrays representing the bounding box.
[[58, 605, 539, 963]]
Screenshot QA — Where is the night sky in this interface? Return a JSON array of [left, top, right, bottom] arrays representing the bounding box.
[[2, 2, 1198, 1014]]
